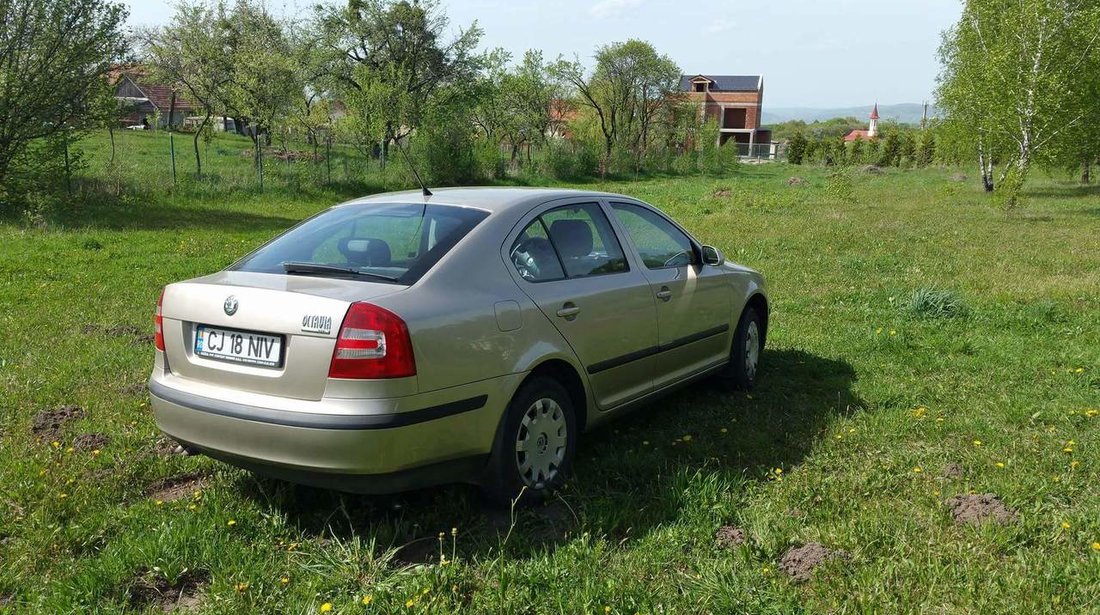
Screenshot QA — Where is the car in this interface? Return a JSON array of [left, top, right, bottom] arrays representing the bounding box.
[[149, 187, 769, 504]]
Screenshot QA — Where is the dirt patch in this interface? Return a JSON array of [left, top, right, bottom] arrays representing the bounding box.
[[72, 433, 110, 451], [787, 176, 805, 186], [0, 593, 12, 606], [121, 382, 147, 396], [146, 474, 209, 503], [714, 525, 746, 549], [128, 568, 209, 613], [950, 173, 968, 182], [947, 493, 1018, 526], [861, 165, 884, 175], [712, 188, 732, 198], [779, 542, 846, 583], [153, 437, 188, 457], [83, 323, 153, 345], [941, 462, 965, 479], [31, 405, 85, 442]]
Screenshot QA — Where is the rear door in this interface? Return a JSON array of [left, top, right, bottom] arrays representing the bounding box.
[[505, 199, 658, 409], [607, 201, 732, 389]]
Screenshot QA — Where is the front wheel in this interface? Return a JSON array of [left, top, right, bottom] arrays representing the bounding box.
[[720, 307, 764, 391], [481, 377, 577, 507]]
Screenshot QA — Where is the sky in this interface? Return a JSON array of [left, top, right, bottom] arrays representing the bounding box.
[[120, 0, 963, 109]]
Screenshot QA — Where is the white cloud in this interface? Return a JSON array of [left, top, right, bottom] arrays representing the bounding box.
[[706, 18, 736, 34], [589, 0, 642, 19]]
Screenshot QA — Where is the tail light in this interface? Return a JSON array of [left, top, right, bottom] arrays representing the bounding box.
[[328, 302, 416, 379], [154, 288, 165, 351]]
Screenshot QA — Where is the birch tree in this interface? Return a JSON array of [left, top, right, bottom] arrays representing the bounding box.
[[937, 0, 1100, 196]]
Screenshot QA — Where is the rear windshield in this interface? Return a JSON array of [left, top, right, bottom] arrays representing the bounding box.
[[230, 203, 489, 284]]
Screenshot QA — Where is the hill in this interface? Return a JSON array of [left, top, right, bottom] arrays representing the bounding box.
[[763, 103, 935, 125]]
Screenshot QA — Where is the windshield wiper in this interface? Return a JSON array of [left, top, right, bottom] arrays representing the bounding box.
[[282, 261, 400, 282]]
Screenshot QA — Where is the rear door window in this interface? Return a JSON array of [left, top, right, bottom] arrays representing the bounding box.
[[509, 202, 628, 282]]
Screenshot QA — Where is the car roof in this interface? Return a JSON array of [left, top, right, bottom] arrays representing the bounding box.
[[342, 187, 636, 214]]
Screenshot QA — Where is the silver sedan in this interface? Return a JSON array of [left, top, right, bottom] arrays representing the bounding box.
[[149, 188, 768, 504]]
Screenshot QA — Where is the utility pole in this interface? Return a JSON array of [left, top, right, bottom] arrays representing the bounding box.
[[921, 100, 929, 130]]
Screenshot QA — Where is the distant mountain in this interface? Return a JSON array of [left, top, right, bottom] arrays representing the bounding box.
[[762, 103, 936, 126]]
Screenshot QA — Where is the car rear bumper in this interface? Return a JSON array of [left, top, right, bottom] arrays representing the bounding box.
[[149, 373, 522, 493]]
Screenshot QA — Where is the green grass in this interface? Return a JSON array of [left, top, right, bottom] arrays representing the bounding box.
[[1, 132, 1099, 613]]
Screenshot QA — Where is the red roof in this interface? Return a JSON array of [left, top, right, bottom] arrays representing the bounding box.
[[870, 103, 880, 120], [112, 66, 198, 112], [844, 130, 873, 142]]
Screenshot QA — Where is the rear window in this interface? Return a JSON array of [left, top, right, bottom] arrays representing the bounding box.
[[230, 203, 489, 284]]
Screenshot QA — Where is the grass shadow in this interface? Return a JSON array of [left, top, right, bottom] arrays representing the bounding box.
[[232, 348, 860, 564]]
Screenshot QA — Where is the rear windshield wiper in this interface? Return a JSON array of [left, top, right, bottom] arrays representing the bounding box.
[[281, 261, 400, 282]]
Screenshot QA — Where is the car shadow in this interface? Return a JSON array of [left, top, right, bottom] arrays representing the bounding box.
[[232, 348, 860, 564]]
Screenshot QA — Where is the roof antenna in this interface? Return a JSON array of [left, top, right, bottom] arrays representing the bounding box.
[[393, 137, 432, 197]]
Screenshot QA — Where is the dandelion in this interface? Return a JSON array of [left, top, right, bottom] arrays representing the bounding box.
[[1071, 460, 1080, 468], [890, 330, 897, 336], [234, 582, 249, 593], [281, 576, 290, 585], [405, 599, 415, 608], [451, 527, 458, 537], [1092, 542, 1100, 551], [912, 407, 927, 418], [1075, 368, 1085, 373], [1085, 409, 1098, 418], [155, 500, 164, 506], [422, 587, 430, 595], [1062, 522, 1071, 529], [187, 504, 197, 511], [876, 327, 883, 334], [362, 595, 373, 605], [320, 603, 333, 613], [912, 467, 923, 473], [91, 449, 101, 457], [996, 462, 1005, 468], [774, 468, 783, 475], [65, 447, 74, 454], [605, 607, 612, 614], [51, 441, 60, 448], [58, 493, 68, 499], [681, 435, 692, 442], [972, 439, 982, 447], [762, 566, 772, 575]]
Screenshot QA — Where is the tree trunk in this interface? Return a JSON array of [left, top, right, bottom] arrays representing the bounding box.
[[108, 126, 116, 165], [194, 110, 211, 177], [978, 140, 994, 192], [1082, 158, 1092, 184]]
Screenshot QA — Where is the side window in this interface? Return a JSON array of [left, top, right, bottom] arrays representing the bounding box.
[[510, 218, 565, 282], [610, 202, 697, 269], [541, 203, 628, 278]]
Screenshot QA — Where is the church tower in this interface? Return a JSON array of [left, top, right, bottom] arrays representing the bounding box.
[[868, 103, 880, 138]]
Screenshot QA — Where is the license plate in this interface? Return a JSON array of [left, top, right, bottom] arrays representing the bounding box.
[[195, 325, 283, 368]]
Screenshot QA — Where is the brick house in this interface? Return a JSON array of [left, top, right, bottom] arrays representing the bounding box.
[[110, 67, 197, 129], [680, 74, 771, 151]]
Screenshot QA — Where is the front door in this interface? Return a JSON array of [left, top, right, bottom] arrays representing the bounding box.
[[506, 200, 659, 409], [608, 201, 732, 390]]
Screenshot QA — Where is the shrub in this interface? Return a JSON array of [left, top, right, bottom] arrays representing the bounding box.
[[908, 287, 970, 319], [787, 131, 807, 165]]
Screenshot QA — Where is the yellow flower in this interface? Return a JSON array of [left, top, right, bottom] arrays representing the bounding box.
[[155, 500, 164, 506], [281, 576, 290, 585], [187, 504, 197, 511], [681, 435, 692, 442], [227, 519, 237, 527], [1085, 409, 1098, 418], [1063, 447, 1074, 454], [912, 407, 927, 418], [1071, 460, 1080, 468], [995, 462, 1005, 469], [1061, 522, 1071, 529], [605, 607, 612, 614], [65, 447, 74, 453], [362, 595, 373, 605], [889, 330, 897, 336], [51, 441, 60, 448], [234, 582, 248, 593], [972, 439, 982, 447], [1092, 542, 1100, 551], [451, 527, 458, 537], [405, 599, 415, 608], [320, 603, 333, 613], [91, 449, 101, 456], [876, 327, 883, 334], [1075, 367, 1085, 373], [58, 493, 68, 499], [762, 566, 772, 575], [774, 467, 783, 475], [912, 467, 923, 473], [422, 587, 430, 595]]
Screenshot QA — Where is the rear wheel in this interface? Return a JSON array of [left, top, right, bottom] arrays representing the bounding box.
[[481, 377, 576, 507], [720, 307, 764, 391]]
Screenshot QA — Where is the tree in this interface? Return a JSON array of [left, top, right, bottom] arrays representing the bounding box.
[[937, 0, 1100, 196], [552, 39, 680, 176], [221, 0, 300, 187], [317, 0, 483, 167], [0, 0, 129, 197], [787, 131, 807, 165], [141, 1, 232, 177]]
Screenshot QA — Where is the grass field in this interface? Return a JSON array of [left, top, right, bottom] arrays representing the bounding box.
[[1, 131, 1099, 613]]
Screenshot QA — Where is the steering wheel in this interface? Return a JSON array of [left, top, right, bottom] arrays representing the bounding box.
[[664, 249, 692, 267], [510, 238, 542, 281]]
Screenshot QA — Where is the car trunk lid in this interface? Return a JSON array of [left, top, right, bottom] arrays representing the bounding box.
[[159, 271, 406, 401]]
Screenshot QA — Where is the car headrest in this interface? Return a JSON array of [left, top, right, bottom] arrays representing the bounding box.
[[548, 219, 593, 260], [337, 237, 391, 267]]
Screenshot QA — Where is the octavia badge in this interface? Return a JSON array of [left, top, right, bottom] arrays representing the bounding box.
[[223, 295, 239, 316]]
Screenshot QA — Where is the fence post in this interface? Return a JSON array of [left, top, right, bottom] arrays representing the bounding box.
[[169, 132, 177, 186]]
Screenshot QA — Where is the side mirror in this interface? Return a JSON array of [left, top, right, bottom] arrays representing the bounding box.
[[701, 245, 724, 267]]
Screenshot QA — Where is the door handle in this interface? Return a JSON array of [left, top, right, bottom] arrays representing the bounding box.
[[556, 303, 581, 319], [656, 287, 673, 301]]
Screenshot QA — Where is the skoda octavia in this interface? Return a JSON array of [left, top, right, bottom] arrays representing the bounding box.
[[150, 188, 768, 503]]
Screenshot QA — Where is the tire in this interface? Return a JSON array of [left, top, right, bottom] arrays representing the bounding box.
[[720, 306, 764, 391], [481, 376, 577, 507]]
